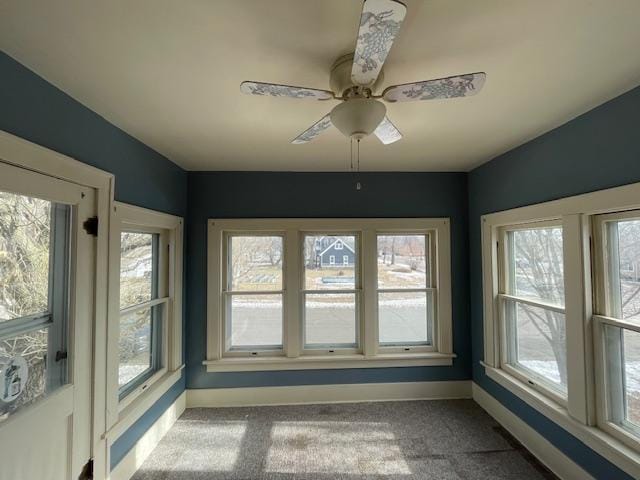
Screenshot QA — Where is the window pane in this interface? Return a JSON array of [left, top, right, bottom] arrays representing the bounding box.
[[623, 329, 640, 428], [506, 299, 567, 394], [304, 293, 356, 347], [0, 328, 51, 421], [229, 236, 283, 291], [608, 219, 640, 324], [303, 235, 357, 290], [118, 306, 158, 389], [120, 232, 157, 309], [377, 235, 427, 289], [0, 191, 52, 321], [379, 291, 432, 345], [604, 325, 640, 431], [508, 227, 564, 307], [229, 294, 282, 348]]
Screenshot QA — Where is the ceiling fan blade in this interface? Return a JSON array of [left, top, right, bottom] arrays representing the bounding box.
[[240, 81, 333, 100], [382, 72, 486, 102], [374, 116, 402, 144], [291, 114, 333, 144], [351, 0, 407, 86]]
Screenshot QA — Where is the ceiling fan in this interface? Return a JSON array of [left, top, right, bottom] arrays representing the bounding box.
[[240, 0, 486, 145]]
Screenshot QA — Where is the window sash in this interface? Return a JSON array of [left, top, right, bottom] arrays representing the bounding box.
[[302, 291, 360, 351], [117, 298, 166, 399], [500, 295, 568, 402], [224, 291, 284, 352]]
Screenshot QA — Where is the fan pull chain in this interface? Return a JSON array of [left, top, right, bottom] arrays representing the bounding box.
[[356, 139, 362, 191], [350, 137, 354, 171]]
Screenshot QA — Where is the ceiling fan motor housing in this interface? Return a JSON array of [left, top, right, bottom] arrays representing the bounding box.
[[330, 53, 384, 96], [330, 98, 386, 140]]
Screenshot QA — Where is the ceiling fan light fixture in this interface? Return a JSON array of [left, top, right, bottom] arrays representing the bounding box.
[[330, 98, 386, 140]]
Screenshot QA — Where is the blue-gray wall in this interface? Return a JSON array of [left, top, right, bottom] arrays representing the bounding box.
[[0, 51, 187, 470], [186, 172, 470, 388], [468, 85, 640, 480]]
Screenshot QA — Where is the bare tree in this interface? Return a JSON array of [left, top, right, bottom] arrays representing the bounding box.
[[512, 228, 567, 385], [0, 192, 52, 415]]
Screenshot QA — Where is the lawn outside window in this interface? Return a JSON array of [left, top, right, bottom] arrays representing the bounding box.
[[206, 219, 453, 372]]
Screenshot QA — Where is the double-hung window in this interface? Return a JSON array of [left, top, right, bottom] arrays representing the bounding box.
[[117, 231, 165, 398], [108, 202, 183, 419], [377, 234, 434, 350], [498, 222, 567, 401], [303, 234, 359, 352], [206, 219, 453, 371], [225, 234, 284, 353], [594, 211, 640, 447]]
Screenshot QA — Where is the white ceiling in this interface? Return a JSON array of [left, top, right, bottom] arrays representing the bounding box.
[[1, 0, 639, 172]]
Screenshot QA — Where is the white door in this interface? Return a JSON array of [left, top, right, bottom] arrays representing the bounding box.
[[0, 161, 95, 479]]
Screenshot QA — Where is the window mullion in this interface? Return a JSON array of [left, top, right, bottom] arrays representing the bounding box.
[[563, 213, 595, 426], [362, 229, 377, 356], [285, 228, 300, 358]]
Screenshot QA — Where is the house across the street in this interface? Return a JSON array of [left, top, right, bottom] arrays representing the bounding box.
[[314, 237, 355, 267]]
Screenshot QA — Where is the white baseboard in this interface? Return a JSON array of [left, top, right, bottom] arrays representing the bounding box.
[[109, 391, 186, 480], [472, 383, 593, 480], [186, 380, 471, 408]]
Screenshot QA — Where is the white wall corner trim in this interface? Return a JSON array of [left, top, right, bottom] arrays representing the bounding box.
[[109, 391, 186, 480], [186, 380, 472, 408], [472, 383, 594, 480]]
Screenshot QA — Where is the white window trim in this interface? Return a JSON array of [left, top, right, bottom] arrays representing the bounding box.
[[481, 181, 640, 479], [206, 218, 453, 372], [106, 202, 184, 431]]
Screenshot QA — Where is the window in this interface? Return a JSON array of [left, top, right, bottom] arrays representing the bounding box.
[[594, 211, 640, 445], [207, 219, 453, 371], [118, 231, 164, 398], [499, 223, 567, 399], [226, 235, 283, 351], [108, 202, 183, 416], [303, 234, 359, 351], [481, 183, 640, 477], [0, 191, 70, 420], [377, 234, 433, 349]]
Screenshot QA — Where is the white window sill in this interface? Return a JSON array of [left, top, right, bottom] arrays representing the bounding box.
[[203, 352, 455, 372], [481, 362, 640, 479], [105, 366, 184, 443]]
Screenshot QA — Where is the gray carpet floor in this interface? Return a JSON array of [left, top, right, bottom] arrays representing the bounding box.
[[132, 400, 557, 480]]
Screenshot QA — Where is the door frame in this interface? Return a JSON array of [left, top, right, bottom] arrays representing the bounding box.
[[0, 130, 113, 480]]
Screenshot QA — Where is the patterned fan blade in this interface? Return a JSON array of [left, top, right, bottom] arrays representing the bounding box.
[[382, 73, 486, 102], [351, 0, 407, 86], [240, 81, 333, 100], [291, 114, 333, 144], [374, 116, 402, 144]]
